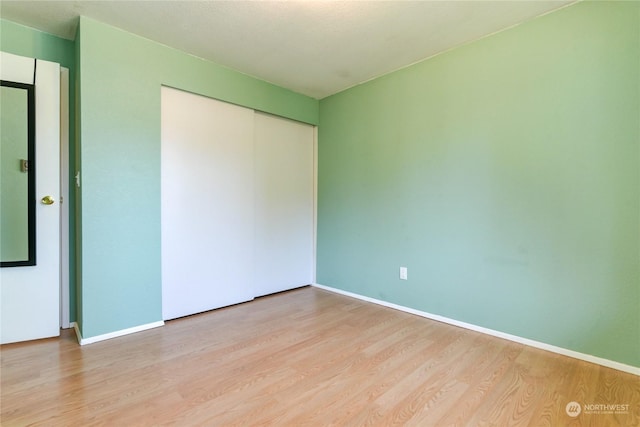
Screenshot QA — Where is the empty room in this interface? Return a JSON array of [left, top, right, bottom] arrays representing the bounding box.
[[0, 0, 638, 425]]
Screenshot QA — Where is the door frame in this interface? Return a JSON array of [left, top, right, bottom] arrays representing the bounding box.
[[60, 67, 70, 329]]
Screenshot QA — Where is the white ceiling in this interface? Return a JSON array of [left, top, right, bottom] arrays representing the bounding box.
[[0, 0, 575, 99]]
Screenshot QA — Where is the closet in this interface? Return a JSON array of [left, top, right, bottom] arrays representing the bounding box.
[[161, 87, 314, 320]]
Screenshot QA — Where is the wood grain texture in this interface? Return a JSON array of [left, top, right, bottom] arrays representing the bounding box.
[[1, 287, 638, 426]]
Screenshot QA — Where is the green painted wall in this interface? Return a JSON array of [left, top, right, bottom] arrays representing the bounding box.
[[1, 19, 74, 67], [77, 17, 319, 338], [317, 1, 639, 367], [0, 19, 77, 321]]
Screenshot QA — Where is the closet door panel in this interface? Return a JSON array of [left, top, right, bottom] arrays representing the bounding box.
[[161, 87, 255, 320], [254, 112, 314, 297]]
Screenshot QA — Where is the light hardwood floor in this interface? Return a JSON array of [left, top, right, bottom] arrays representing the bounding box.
[[1, 287, 638, 426]]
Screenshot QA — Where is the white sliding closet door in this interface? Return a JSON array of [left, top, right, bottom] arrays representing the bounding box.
[[161, 87, 255, 320], [254, 112, 314, 297]]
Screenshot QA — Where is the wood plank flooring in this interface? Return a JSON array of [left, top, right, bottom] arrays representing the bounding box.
[[1, 287, 638, 426]]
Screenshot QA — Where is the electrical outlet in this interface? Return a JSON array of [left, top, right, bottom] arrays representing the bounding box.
[[400, 266, 408, 280]]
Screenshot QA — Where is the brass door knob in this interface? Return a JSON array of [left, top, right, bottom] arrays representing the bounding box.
[[41, 195, 55, 205]]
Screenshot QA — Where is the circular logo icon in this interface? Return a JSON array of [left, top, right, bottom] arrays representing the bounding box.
[[566, 401, 581, 417]]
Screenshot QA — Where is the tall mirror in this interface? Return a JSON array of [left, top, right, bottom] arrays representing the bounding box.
[[1, 80, 35, 267]]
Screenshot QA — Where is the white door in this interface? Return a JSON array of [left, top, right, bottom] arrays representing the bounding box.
[[254, 113, 314, 296], [0, 52, 61, 343], [161, 87, 255, 320]]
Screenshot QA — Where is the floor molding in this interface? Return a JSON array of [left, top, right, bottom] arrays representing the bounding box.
[[312, 283, 639, 376], [71, 320, 164, 345]]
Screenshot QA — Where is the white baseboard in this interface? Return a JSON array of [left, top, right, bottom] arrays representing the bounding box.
[[312, 283, 639, 376], [72, 320, 164, 345]]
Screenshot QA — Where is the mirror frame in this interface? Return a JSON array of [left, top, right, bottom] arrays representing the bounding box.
[[1, 80, 36, 267]]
